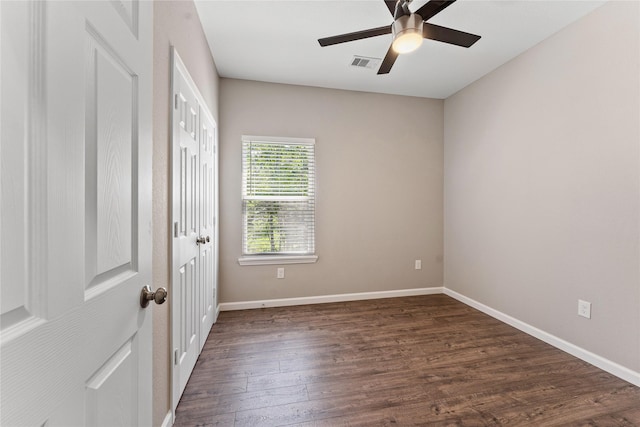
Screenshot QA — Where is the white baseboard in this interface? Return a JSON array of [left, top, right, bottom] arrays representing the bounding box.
[[443, 288, 640, 387], [218, 287, 444, 311], [160, 410, 173, 427]]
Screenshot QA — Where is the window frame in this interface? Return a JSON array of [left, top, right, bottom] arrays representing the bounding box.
[[238, 135, 318, 266]]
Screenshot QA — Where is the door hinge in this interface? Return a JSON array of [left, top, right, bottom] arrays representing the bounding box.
[[174, 221, 179, 238], [174, 94, 178, 110], [174, 348, 179, 365]]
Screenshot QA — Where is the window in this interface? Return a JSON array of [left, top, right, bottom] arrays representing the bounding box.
[[239, 136, 317, 265]]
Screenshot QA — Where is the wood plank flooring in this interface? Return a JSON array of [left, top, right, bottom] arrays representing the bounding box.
[[173, 295, 640, 426]]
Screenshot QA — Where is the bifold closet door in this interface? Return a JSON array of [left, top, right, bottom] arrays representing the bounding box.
[[171, 49, 218, 410]]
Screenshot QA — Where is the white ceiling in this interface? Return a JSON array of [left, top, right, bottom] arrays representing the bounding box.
[[194, 0, 606, 99]]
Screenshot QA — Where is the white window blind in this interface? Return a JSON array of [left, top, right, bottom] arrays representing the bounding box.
[[242, 136, 315, 256]]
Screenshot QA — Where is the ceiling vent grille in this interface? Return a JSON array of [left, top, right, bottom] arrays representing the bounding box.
[[350, 56, 381, 70]]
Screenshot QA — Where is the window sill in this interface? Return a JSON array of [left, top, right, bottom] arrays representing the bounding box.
[[238, 255, 318, 266]]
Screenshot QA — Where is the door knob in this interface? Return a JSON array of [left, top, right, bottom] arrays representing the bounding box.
[[140, 285, 168, 308], [196, 236, 210, 245]]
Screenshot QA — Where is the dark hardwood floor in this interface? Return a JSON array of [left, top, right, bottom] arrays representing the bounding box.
[[173, 295, 640, 426]]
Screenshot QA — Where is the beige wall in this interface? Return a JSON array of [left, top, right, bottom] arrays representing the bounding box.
[[152, 1, 219, 425], [219, 80, 444, 303], [444, 1, 639, 372]]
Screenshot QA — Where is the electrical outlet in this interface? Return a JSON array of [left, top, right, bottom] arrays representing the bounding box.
[[415, 260, 422, 270], [578, 300, 591, 319], [277, 267, 285, 279]]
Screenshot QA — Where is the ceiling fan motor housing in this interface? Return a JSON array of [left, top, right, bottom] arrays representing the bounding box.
[[392, 13, 424, 53]]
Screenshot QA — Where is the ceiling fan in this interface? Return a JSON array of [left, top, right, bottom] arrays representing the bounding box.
[[318, 0, 481, 75]]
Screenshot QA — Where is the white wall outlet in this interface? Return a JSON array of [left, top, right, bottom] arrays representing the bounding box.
[[415, 260, 422, 270], [277, 267, 285, 279], [578, 299, 591, 319]]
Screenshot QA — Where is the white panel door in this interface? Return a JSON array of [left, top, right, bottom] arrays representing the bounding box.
[[0, 1, 153, 426], [171, 52, 202, 403], [198, 106, 217, 350], [170, 50, 218, 411]]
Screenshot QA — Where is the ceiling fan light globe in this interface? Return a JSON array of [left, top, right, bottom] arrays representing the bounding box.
[[391, 13, 424, 54], [392, 32, 423, 54]]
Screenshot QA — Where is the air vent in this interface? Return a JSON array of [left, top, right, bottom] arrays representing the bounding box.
[[350, 56, 381, 70]]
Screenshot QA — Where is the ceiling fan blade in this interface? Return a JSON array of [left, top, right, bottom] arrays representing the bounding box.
[[423, 23, 481, 47], [318, 26, 391, 47], [377, 45, 399, 74], [415, 0, 457, 21], [384, 0, 396, 16]]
